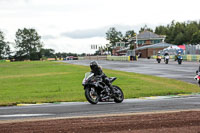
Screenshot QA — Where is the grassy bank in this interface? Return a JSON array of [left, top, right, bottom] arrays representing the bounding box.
[[0, 61, 199, 106]]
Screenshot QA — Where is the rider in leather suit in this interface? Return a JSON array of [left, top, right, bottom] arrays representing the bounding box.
[[90, 61, 114, 95]]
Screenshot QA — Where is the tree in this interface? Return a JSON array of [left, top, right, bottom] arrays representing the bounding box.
[[191, 30, 200, 44], [106, 27, 123, 55], [39, 48, 55, 58], [106, 27, 123, 47], [139, 25, 153, 33], [123, 30, 135, 45], [15, 28, 43, 60], [0, 30, 10, 59], [155, 26, 168, 35]]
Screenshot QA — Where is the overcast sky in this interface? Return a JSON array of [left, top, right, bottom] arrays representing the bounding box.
[[0, 0, 200, 54]]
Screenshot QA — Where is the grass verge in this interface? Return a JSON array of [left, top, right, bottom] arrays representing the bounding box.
[[0, 61, 199, 106]]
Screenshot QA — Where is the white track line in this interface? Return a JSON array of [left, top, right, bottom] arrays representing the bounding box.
[[0, 114, 54, 118]]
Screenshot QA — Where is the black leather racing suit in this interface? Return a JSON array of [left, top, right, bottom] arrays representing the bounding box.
[[91, 66, 113, 93]]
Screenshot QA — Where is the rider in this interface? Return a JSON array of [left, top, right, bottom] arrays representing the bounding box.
[[90, 61, 114, 95], [194, 60, 200, 81], [156, 51, 161, 59], [175, 50, 181, 61], [196, 60, 200, 75], [164, 51, 169, 62], [157, 51, 161, 56]]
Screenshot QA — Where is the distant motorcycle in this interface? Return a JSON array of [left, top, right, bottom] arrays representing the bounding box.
[[164, 55, 169, 64], [177, 55, 183, 65], [82, 72, 124, 104], [157, 56, 162, 63], [194, 71, 200, 87]]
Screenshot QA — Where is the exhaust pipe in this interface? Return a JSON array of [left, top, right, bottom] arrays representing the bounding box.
[[101, 95, 109, 100]]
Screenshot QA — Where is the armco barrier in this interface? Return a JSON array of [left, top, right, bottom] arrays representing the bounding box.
[[78, 57, 84, 60], [151, 55, 200, 61], [106, 56, 129, 61], [0, 60, 10, 62]]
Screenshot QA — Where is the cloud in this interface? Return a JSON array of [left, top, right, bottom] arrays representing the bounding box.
[[60, 24, 158, 39], [60, 25, 130, 39], [61, 27, 107, 39], [42, 35, 57, 40]]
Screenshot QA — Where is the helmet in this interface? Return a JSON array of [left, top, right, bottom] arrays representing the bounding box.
[[90, 61, 98, 70], [178, 50, 181, 53], [157, 51, 160, 54]]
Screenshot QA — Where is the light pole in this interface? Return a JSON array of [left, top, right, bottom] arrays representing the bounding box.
[[135, 33, 138, 48]]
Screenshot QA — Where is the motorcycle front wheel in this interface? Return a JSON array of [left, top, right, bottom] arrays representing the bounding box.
[[165, 59, 168, 64], [85, 87, 99, 104], [113, 85, 124, 103], [178, 60, 182, 64]]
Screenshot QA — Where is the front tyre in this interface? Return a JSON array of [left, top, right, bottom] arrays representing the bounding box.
[[113, 85, 124, 103], [85, 87, 99, 104], [165, 59, 168, 64], [178, 59, 182, 64]]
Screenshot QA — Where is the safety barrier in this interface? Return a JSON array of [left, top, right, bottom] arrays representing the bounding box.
[[0, 60, 10, 62], [106, 56, 130, 61], [78, 57, 84, 60], [151, 55, 200, 61]]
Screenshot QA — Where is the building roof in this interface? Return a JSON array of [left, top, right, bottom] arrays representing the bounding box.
[[132, 31, 165, 40], [135, 42, 175, 51]]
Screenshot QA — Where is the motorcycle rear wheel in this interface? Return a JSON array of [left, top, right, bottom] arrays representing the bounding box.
[[113, 85, 124, 103], [85, 87, 99, 104]]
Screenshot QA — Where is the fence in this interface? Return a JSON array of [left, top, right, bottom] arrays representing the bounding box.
[[185, 45, 200, 55]]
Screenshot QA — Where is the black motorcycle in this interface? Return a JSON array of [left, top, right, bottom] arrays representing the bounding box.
[[82, 72, 124, 104]]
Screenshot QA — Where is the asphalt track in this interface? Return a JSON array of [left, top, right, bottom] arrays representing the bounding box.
[[0, 59, 200, 122], [65, 58, 199, 84], [1, 95, 200, 122]]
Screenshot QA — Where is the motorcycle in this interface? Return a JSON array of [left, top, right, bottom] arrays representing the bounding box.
[[82, 72, 124, 104], [194, 71, 200, 87], [177, 55, 183, 65], [164, 55, 169, 64], [157, 56, 161, 63]]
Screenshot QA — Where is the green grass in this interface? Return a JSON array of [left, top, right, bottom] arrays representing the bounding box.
[[0, 61, 199, 106]]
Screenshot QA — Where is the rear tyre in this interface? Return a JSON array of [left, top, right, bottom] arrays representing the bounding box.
[[165, 59, 168, 64], [113, 85, 124, 103], [85, 87, 99, 104]]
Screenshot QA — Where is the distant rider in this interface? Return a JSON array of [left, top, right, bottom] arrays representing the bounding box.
[[90, 61, 114, 95], [164, 52, 169, 62], [175, 50, 181, 61], [157, 51, 161, 56], [196, 60, 200, 75], [156, 51, 161, 60]]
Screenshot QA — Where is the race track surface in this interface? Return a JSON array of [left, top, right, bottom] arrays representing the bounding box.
[[64, 59, 199, 84]]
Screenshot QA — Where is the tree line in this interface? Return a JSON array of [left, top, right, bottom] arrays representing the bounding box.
[[104, 20, 200, 54], [1, 20, 200, 59], [0, 28, 80, 60]]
